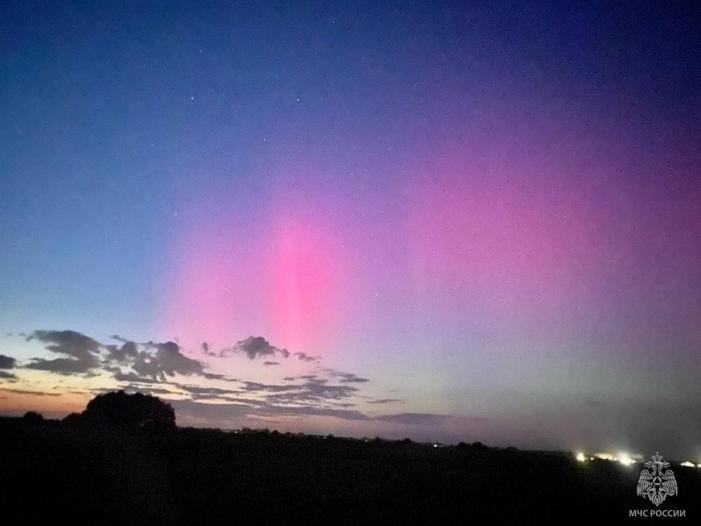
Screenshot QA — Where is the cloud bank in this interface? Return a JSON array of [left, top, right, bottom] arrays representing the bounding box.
[[0, 329, 440, 431]]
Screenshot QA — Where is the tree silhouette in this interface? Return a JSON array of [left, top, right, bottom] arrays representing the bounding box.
[[82, 390, 175, 431], [62, 412, 82, 425], [22, 411, 44, 424]]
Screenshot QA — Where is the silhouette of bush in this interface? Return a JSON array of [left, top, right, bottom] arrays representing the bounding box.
[[22, 411, 44, 424], [62, 412, 82, 425], [81, 390, 175, 431]]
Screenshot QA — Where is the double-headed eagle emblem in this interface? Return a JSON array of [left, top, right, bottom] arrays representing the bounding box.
[[637, 452, 678, 506]]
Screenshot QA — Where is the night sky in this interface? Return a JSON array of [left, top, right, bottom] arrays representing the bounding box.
[[1, 1, 700, 459]]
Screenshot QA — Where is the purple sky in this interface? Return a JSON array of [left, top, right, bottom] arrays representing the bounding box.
[[1, 1, 700, 459]]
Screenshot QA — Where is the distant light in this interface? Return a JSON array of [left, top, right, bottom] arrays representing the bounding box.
[[680, 461, 695, 468], [594, 452, 614, 461], [617, 452, 635, 466], [575, 451, 586, 462], [590, 457, 594, 461]]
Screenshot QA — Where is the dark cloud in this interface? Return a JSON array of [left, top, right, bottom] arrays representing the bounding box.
[[104, 341, 138, 362], [322, 369, 369, 383], [8, 328, 386, 427], [116, 385, 177, 397], [201, 342, 217, 356], [79, 383, 175, 398], [112, 371, 160, 383], [338, 373, 369, 384], [237, 378, 361, 406], [25, 330, 101, 374], [131, 341, 203, 381], [283, 369, 369, 387], [293, 352, 319, 363], [0, 354, 16, 369], [174, 398, 370, 426], [241, 381, 299, 393], [263, 380, 359, 404], [175, 384, 243, 400], [283, 374, 319, 381], [29, 330, 100, 360], [222, 336, 289, 360], [367, 398, 404, 405], [19, 330, 205, 383], [202, 372, 235, 381], [26, 357, 98, 375]]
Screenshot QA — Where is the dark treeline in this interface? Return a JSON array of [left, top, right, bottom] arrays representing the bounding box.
[[1, 395, 698, 524]]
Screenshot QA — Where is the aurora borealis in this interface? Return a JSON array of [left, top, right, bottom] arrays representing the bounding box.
[[1, 1, 700, 459]]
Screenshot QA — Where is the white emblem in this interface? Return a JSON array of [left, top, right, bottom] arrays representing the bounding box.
[[637, 452, 678, 507]]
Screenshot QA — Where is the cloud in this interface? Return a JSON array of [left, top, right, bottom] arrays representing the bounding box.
[[28, 330, 100, 360], [104, 341, 138, 362], [293, 352, 320, 363], [26, 358, 99, 375], [262, 379, 359, 404], [0, 387, 61, 397], [131, 341, 204, 381], [265, 405, 370, 421], [222, 336, 289, 360], [241, 381, 299, 393], [109, 385, 176, 397], [0, 354, 16, 369], [112, 371, 160, 383], [174, 384, 247, 401], [174, 398, 371, 427], [201, 342, 217, 356], [237, 377, 361, 405], [318, 368, 370, 384], [283, 374, 319, 381], [367, 398, 404, 405], [8, 328, 393, 427], [324, 369, 370, 383], [173, 399, 447, 427], [20, 331, 205, 382], [25, 330, 101, 374], [201, 372, 235, 381]]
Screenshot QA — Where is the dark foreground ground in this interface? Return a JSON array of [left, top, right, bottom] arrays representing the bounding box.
[[1, 417, 698, 524]]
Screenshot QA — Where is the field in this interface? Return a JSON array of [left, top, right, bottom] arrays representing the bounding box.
[[1, 417, 698, 523]]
